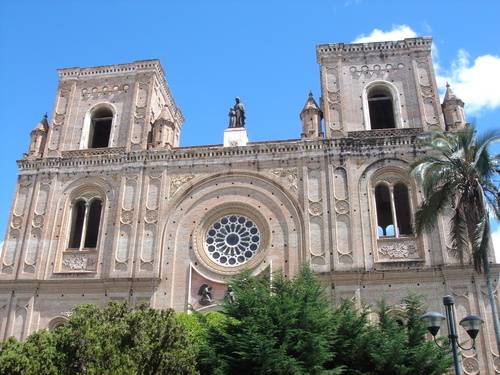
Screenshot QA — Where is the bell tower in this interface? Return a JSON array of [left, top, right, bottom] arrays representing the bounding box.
[[45, 60, 184, 156]]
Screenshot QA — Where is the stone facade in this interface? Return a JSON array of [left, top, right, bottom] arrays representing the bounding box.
[[0, 38, 498, 374]]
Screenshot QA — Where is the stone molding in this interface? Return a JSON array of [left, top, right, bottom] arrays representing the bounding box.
[[18, 130, 424, 172]]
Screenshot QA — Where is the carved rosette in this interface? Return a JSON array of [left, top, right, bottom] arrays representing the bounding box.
[[144, 209, 158, 223], [335, 200, 349, 215], [377, 239, 419, 260], [462, 357, 479, 375], [120, 209, 134, 224], [308, 201, 322, 216], [32, 215, 44, 228], [269, 168, 298, 193], [61, 251, 98, 272], [11, 215, 23, 229], [169, 175, 194, 198]]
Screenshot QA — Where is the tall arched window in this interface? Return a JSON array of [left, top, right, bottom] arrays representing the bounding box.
[[374, 181, 413, 237], [68, 197, 103, 249], [88, 107, 113, 148], [367, 85, 396, 129]]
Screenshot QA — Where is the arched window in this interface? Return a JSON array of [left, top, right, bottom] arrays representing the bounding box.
[[374, 181, 413, 237], [367, 85, 396, 129], [68, 197, 103, 249], [88, 107, 113, 148]]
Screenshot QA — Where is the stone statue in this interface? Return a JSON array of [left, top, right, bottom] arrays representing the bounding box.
[[198, 283, 213, 306], [228, 107, 237, 128], [233, 97, 245, 128], [224, 286, 235, 304]]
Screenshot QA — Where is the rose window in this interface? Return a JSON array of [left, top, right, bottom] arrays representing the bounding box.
[[205, 215, 261, 266]]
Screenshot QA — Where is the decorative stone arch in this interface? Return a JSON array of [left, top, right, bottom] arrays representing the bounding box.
[[47, 316, 69, 330], [158, 170, 306, 310], [53, 177, 115, 274], [358, 159, 423, 264], [80, 102, 117, 149], [362, 80, 403, 130]]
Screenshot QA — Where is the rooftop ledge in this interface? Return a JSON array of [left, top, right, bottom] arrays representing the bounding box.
[[316, 36, 432, 57], [18, 128, 424, 171], [57, 59, 165, 79]]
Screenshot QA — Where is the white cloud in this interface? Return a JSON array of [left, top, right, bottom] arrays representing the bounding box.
[[352, 25, 417, 43], [436, 50, 500, 113], [492, 226, 500, 263]]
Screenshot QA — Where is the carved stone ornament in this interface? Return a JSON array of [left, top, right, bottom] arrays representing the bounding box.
[[309, 201, 322, 216], [32, 215, 44, 228], [335, 200, 349, 215], [81, 84, 129, 99], [120, 210, 134, 224], [349, 63, 405, 78], [169, 175, 194, 198], [61, 252, 97, 272], [269, 168, 298, 192], [462, 357, 479, 375], [144, 209, 158, 223], [378, 240, 418, 259], [11, 215, 23, 229]]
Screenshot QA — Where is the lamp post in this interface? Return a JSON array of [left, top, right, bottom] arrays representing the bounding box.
[[421, 295, 484, 375]]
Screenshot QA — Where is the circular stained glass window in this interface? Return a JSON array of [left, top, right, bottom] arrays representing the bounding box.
[[205, 215, 261, 267]]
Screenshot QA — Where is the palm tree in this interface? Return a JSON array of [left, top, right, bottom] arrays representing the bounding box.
[[410, 125, 500, 352]]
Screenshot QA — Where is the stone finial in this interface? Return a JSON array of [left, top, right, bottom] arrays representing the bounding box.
[[301, 91, 321, 113]]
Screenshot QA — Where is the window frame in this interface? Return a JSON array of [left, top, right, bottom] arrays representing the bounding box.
[[80, 103, 116, 150], [371, 175, 415, 240], [362, 80, 403, 130], [66, 193, 104, 251]]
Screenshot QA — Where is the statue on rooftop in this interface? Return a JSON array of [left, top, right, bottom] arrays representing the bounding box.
[[228, 97, 245, 128]]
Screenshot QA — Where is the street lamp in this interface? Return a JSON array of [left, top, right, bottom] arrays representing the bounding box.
[[421, 295, 484, 375]]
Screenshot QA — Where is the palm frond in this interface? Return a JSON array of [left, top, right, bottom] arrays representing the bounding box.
[[414, 182, 454, 234], [449, 203, 469, 265], [472, 216, 491, 273]]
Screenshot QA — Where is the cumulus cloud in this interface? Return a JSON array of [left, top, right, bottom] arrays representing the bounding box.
[[352, 24, 417, 43], [436, 50, 500, 113]]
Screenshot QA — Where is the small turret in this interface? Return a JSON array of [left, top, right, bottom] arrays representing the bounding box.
[[442, 83, 466, 131], [149, 105, 178, 149], [300, 92, 323, 139], [27, 114, 49, 158]]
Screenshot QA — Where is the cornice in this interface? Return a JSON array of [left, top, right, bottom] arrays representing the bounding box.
[[17, 128, 424, 172], [316, 37, 432, 62]]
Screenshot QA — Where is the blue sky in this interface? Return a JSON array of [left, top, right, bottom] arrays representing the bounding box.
[[0, 0, 499, 253]]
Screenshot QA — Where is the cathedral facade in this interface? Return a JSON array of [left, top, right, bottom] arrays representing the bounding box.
[[0, 37, 498, 373]]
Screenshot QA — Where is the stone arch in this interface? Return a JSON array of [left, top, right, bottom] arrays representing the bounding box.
[[357, 158, 423, 265], [80, 102, 117, 149], [158, 171, 305, 310], [47, 316, 69, 330], [52, 177, 115, 273], [362, 80, 403, 130]]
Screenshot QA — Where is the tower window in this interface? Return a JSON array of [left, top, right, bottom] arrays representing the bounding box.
[[374, 181, 413, 237], [68, 198, 103, 249], [368, 86, 396, 129], [88, 107, 112, 148]]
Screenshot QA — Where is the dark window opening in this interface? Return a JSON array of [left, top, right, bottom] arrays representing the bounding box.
[[368, 87, 395, 129], [375, 184, 394, 236], [394, 183, 413, 235], [68, 200, 85, 248], [89, 107, 113, 148], [84, 199, 102, 248]]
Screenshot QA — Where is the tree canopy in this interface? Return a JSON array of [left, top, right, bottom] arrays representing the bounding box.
[[0, 268, 451, 375]]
